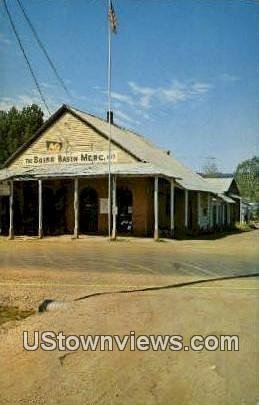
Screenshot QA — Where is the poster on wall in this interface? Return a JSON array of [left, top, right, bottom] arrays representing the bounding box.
[[100, 198, 109, 214], [0, 182, 11, 196]]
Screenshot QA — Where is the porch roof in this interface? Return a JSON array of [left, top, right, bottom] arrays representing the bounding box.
[[0, 162, 171, 181], [218, 193, 235, 204]]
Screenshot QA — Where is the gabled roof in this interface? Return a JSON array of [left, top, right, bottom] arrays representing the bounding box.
[[70, 106, 213, 192], [1, 104, 217, 193], [205, 177, 238, 194]]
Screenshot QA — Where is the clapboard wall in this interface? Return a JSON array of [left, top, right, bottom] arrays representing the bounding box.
[[8, 112, 137, 170]]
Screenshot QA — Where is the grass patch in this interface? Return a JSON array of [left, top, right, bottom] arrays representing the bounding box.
[[235, 222, 255, 232]]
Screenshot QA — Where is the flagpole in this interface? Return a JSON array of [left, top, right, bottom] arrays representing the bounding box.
[[107, 0, 112, 240]]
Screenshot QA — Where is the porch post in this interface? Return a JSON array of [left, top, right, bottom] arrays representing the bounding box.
[[216, 203, 219, 226], [211, 201, 215, 229], [197, 192, 201, 229], [154, 176, 159, 240], [222, 204, 225, 227], [73, 178, 79, 238], [227, 204, 231, 226], [111, 175, 117, 240], [207, 193, 211, 230], [239, 199, 242, 223], [184, 189, 188, 229], [8, 180, 14, 239], [38, 180, 43, 238], [170, 179, 175, 237]]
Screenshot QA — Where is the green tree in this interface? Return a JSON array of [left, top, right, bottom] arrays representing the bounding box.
[[234, 156, 259, 202], [0, 104, 44, 166]]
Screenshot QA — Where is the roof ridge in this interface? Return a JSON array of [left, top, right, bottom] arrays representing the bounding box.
[[69, 105, 150, 142], [70, 105, 212, 188], [70, 107, 206, 176]]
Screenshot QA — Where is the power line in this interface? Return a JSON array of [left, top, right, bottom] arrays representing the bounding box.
[[2, 0, 51, 115], [16, 0, 70, 99]]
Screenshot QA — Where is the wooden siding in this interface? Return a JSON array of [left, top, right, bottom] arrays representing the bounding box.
[[9, 112, 136, 170]]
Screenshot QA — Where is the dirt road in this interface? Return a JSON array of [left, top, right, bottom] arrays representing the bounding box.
[[0, 231, 258, 404], [0, 230, 258, 310]]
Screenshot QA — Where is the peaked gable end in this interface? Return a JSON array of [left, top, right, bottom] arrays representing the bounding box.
[[6, 108, 138, 170], [228, 179, 240, 195]]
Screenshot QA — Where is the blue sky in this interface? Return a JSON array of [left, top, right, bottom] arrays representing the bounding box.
[[0, 0, 258, 172]]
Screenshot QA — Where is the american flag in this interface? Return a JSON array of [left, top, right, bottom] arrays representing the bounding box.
[[108, 1, 117, 34]]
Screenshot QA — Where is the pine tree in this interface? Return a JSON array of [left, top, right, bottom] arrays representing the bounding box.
[[0, 104, 44, 166]]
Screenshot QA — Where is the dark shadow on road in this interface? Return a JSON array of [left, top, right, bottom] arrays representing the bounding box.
[[173, 228, 255, 241]]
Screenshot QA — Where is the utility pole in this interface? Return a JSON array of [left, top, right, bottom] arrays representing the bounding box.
[[107, 0, 112, 239], [107, 0, 117, 239]]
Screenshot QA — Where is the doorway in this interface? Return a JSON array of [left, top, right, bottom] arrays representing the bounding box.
[[43, 183, 69, 235], [13, 181, 38, 236], [117, 187, 133, 234], [79, 187, 98, 233]]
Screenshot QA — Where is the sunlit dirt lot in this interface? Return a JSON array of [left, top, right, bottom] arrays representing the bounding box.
[[0, 231, 258, 404]]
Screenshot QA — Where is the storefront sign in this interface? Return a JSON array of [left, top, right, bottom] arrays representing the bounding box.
[[46, 141, 63, 153], [23, 151, 118, 166], [0, 182, 11, 196]]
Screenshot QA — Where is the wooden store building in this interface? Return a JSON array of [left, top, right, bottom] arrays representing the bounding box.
[[0, 104, 241, 239]]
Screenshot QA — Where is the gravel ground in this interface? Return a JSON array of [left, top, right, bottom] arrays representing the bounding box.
[[0, 231, 258, 404]]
